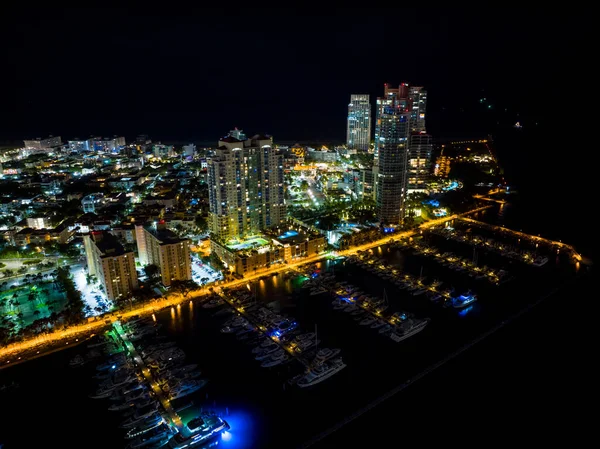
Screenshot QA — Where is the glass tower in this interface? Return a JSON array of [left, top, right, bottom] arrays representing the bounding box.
[[374, 83, 430, 224], [346, 94, 371, 151]]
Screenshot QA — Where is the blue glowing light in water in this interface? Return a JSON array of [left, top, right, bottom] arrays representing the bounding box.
[[218, 409, 255, 449], [458, 305, 474, 316]]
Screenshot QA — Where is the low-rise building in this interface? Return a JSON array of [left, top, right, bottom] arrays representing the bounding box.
[[211, 225, 326, 276]]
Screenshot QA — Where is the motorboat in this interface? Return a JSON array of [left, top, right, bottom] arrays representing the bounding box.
[[125, 415, 167, 440], [126, 423, 174, 449], [252, 340, 278, 354], [255, 345, 282, 361], [261, 351, 289, 368], [313, 348, 341, 364], [378, 324, 394, 336], [389, 318, 429, 343], [359, 316, 376, 326], [121, 405, 160, 428], [167, 379, 208, 401], [370, 320, 386, 330], [447, 292, 478, 309], [293, 339, 319, 353], [297, 357, 346, 388], [166, 412, 230, 448], [201, 298, 224, 309], [69, 355, 86, 367], [272, 320, 297, 337], [292, 332, 315, 342]]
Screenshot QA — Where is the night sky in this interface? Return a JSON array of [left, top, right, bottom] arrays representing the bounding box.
[[0, 7, 586, 144]]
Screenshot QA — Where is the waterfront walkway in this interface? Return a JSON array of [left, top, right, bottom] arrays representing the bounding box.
[[457, 216, 583, 262], [113, 321, 183, 428], [0, 205, 494, 366]]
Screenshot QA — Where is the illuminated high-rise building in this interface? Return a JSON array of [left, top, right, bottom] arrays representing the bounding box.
[[407, 133, 433, 193], [374, 83, 431, 223], [207, 131, 285, 241], [84, 231, 138, 301], [374, 83, 411, 224], [135, 221, 192, 286], [346, 94, 371, 151], [408, 86, 427, 133]]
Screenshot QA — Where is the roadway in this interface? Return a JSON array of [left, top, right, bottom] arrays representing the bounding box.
[[0, 205, 494, 366]]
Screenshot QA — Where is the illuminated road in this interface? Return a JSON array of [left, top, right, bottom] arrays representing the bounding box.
[[113, 321, 183, 428], [457, 216, 583, 261], [0, 205, 493, 365]]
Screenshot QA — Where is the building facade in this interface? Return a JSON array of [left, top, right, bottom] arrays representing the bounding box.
[[92, 136, 126, 153], [374, 83, 431, 223], [136, 222, 192, 286], [68, 139, 94, 152], [84, 231, 138, 302], [374, 83, 411, 224], [207, 132, 285, 241], [346, 94, 371, 151], [407, 133, 433, 193], [23, 136, 62, 149], [26, 216, 51, 230]]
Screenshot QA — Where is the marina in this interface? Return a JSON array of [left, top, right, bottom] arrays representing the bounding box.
[[0, 204, 589, 448]]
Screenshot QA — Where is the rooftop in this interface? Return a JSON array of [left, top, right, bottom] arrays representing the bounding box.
[[226, 236, 270, 252], [144, 224, 188, 245], [92, 232, 128, 257]]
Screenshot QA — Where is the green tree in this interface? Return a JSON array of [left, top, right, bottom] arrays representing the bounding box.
[[143, 264, 160, 282], [170, 280, 199, 299], [195, 215, 208, 233]]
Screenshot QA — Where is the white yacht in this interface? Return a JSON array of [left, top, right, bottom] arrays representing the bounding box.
[[359, 316, 376, 326], [254, 345, 281, 361], [167, 413, 230, 448], [261, 352, 289, 368], [167, 379, 208, 401], [389, 318, 429, 343], [313, 348, 341, 363], [293, 338, 320, 353], [126, 416, 167, 440], [126, 423, 174, 449], [297, 357, 346, 388]]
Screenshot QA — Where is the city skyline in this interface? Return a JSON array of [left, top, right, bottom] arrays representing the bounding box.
[[0, 7, 593, 449], [0, 7, 579, 144]]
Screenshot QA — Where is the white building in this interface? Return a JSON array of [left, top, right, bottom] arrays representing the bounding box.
[[207, 131, 285, 241], [84, 231, 138, 301], [26, 216, 51, 230]]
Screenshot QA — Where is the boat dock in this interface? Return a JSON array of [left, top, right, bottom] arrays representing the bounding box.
[[457, 216, 582, 262], [213, 290, 312, 367], [112, 321, 183, 429]]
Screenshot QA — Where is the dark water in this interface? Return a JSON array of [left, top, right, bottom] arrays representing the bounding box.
[[0, 202, 589, 448]]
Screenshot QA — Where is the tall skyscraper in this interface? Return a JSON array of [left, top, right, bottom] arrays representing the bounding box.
[[374, 83, 411, 224], [374, 82, 431, 223], [135, 221, 192, 286], [346, 94, 371, 151], [207, 131, 285, 241], [84, 231, 138, 301]]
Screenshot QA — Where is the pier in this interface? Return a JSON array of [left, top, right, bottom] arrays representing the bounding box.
[[214, 289, 312, 367], [457, 216, 583, 262], [112, 321, 183, 428]]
